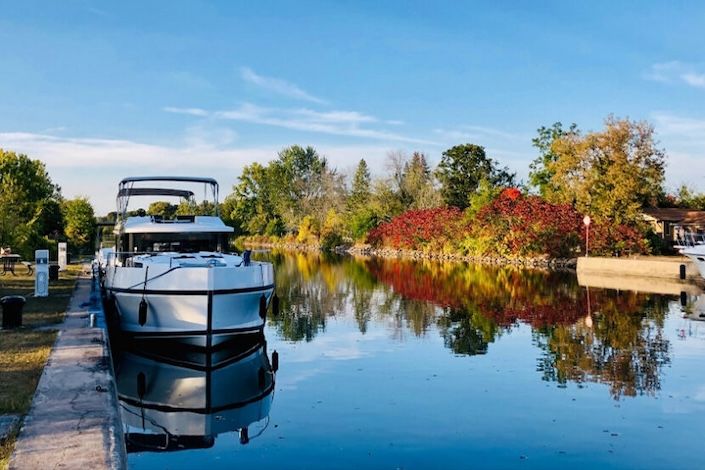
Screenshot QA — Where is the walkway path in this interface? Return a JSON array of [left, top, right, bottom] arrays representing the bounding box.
[[10, 269, 125, 469]]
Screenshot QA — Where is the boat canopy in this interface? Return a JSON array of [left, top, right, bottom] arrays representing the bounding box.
[[117, 176, 220, 220], [120, 176, 218, 185], [117, 188, 195, 198]]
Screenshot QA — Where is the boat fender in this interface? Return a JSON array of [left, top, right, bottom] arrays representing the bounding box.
[[272, 294, 280, 316], [239, 427, 249, 445], [258, 366, 266, 389], [259, 295, 267, 319], [272, 350, 279, 373], [680, 291, 687, 307], [139, 299, 148, 326], [137, 372, 146, 400]]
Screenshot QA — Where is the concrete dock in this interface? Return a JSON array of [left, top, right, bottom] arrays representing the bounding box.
[[577, 255, 703, 295], [10, 269, 126, 469], [577, 255, 700, 280]]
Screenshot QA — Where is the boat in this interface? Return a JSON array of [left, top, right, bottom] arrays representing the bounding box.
[[676, 231, 705, 279], [115, 334, 276, 452], [102, 176, 275, 347]]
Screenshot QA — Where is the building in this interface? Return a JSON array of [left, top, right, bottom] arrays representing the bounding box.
[[642, 208, 705, 241]]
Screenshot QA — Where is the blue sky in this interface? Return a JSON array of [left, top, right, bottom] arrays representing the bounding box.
[[1, 0, 704, 213]]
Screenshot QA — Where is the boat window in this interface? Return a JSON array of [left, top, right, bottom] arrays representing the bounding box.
[[131, 233, 228, 253]]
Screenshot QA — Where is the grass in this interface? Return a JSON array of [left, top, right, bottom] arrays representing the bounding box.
[[0, 265, 82, 469]]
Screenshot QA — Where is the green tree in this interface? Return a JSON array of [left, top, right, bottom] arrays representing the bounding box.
[[674, 185, 705, 210], [528, 122, 580, 196], [348, 159, 371, 210], [401, 152, 440, 209], [546, 116, 665, 225], [62, 197, 96, 252], [147, 201, 178, 219], [175, 200, 216, 216], [0, 149, 62, 256], [435, 144, 515, 209], [271, 145, 341, 231]]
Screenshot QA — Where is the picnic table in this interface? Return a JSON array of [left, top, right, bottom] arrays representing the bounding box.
[[0, 254, 21, 276]]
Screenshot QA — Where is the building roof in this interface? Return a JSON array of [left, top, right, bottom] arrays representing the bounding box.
[[643, 208, 705, 224]]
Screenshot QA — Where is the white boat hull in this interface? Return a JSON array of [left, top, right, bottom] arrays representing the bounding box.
[[104, 257, 274, 347], [117, 339, 275, 449], [680, 247, 705, 279]]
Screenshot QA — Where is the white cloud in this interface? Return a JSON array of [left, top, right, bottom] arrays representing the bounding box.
[[652, 112, 705, 145], [651, 112, 705, 191], [240, 67, 327, 104], [163, 106, 209, 117], [682, 72, 705, 89], [165, 103, 438, 145], [644, 61, 705, 89], [0, 131, 397, 214], [433, 125, 529, 143]]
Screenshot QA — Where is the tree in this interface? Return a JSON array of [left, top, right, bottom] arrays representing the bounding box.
[[674, 185, 705, 210], [348, 159, 371, 210], [528, 122, 580, 196], [147, 201, 178, 219], [0, 149, 62, 256], [401, 152, 440, 209], [270, 145, 330, 231], [229, 162, 282, 235], [545, 116, 665, 226], [62, 197, 96, 252], [175, 200, 216, 216], [435, 144, 515, 209]]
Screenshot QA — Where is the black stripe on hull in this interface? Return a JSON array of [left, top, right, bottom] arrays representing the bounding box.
[[106, 284, 274, 296], [121, 325, 264, 339], [118, 382, 275, 415]]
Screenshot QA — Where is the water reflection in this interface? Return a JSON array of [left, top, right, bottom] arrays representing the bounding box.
[[115, 334, 276, 453], [260, 250, 674, 399]]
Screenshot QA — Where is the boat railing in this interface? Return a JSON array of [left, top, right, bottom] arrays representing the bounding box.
[[105, 250, 249, 267], [675, 231, 705, 248]]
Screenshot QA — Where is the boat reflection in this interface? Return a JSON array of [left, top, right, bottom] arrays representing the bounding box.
[[681, 290, 705, 322], [115, 334, 277, 453]]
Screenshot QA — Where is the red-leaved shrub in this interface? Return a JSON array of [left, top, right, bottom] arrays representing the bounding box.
[[367, 207, 464, 250]]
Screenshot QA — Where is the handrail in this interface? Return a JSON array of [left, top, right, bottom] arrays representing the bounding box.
[[105, 250, 246, 267], [675, 231, 705, 248]]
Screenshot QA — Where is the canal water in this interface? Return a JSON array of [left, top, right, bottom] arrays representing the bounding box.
[[114, 251, 705, 469]]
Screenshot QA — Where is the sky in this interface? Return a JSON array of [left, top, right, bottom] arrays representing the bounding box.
[[1, 0, 705, 214]]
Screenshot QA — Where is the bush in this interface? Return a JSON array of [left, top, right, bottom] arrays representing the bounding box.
[[466, 189, 584, 258], [296, 216, 318, 244], [367, 207, 464, 250], [320, 209, 346, 251]]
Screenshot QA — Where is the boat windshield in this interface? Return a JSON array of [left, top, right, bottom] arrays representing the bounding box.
[[130, 232, 229, 253]]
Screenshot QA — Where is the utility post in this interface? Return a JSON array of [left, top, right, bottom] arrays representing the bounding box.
[[583, 215, 591, 257]]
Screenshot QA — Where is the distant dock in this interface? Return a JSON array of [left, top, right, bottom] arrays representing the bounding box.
[[577, 256, 703, 295]]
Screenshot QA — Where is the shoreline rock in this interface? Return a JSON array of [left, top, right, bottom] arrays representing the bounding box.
[[244, 241, 578, 270]]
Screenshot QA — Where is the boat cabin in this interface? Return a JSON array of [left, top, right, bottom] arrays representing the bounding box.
[[113, 177, 234, 262], [116, 215, 233, 256]]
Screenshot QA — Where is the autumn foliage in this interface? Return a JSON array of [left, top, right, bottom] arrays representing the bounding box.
[[367, 188, 647, 258], [468, 189, 584, 257], [367, 207, 465, 250]]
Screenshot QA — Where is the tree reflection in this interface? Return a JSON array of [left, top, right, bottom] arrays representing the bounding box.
[[258, 251, 672, 399], [263, 251, 348, 342], [535, 291, 670, 399]]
